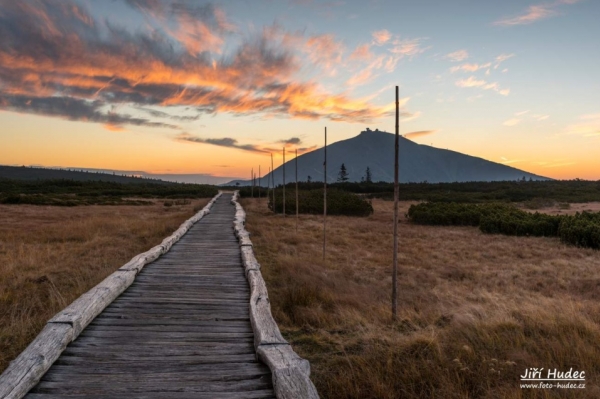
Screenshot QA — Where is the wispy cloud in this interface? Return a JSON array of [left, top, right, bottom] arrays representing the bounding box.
[[450, 62, 491, 73], [503, 118, 521, 126], [456, 76, 510, 96], [565, 113, 600, 137], [177, 134, 267, 153], [177, 133, 317, 154], [494, 0, 582, 26], [404, 130, 438, 139], [349, 44, 374, 61], [0, 1, 394, 131], [346, 35, 428, 87], [401, 111, 422, 122], [499, 156, 525, 164], [445, 50, 469, 62]]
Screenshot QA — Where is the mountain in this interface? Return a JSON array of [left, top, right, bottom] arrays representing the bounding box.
[[224, 129, 550, 186]]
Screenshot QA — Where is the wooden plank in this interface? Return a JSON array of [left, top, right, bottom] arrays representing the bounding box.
[[0, 324, 73, 399], [26, 392, 276, 399]]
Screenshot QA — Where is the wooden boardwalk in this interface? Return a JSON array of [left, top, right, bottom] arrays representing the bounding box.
[[24, 193, 275, 398]]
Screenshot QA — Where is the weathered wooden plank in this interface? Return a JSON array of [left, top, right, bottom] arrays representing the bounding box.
[[34, 381, 272, 392], [27, 391, 276, 399], [0, 324, 73, 399]]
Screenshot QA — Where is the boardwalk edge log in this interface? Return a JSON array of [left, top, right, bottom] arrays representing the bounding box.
[[0, 192, 223, 399], [231, 191, 319, 399]]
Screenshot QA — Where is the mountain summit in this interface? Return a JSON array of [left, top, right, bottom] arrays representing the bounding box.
[[227, 129, 549, 186]]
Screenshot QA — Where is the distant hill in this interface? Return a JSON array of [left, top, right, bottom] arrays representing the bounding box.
[[0, 165, 172, 184], [225, 129, 550, 186]]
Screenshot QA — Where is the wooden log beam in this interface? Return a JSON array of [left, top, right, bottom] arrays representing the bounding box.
[[231, 190, 319, 399], [0, 324, 73, 399], [247, 270, 287, 349]]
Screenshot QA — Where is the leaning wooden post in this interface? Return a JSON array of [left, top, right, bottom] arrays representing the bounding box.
[[392, 85, 400, 321], [283, 147, 286, 217], [271, 153, 275, 213], [323, 127, 327, 260], [295, 148, 299, 233]]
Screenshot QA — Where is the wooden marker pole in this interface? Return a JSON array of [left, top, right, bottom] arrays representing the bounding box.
[[392, 85, 400, 321], [271, 153, 275, 213], [323, 127, 327, 260], [258, 165, 261, 198], [251, 168, 254, 198], [283, 148, 286, 217], [295, 148, 298, 233], [267, 166, 270, 207]]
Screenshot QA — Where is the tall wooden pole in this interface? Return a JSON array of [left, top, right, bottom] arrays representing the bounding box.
[[251, 168, 254, 198], [283, 148, 286, 217], [258, 165, 261, 198], [271, 153, 275, 213], [392, 85, 400, 321], [323, 127, 327, 260], [267, 166, 270, 207], [295, 148, 299, 233]]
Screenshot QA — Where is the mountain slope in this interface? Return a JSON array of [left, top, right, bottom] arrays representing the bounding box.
[[226, 129, 549, 186]]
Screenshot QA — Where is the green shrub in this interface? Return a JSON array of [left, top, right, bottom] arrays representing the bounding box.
[[269, 189, 373, 217], [407, 202, 517, 226], [558, 212, 600, 249], [408, 202, 600, 249]]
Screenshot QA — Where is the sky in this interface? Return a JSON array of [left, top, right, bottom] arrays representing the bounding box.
[[0, 0, 598, 182]]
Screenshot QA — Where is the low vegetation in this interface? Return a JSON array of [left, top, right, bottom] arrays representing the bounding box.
[[0, 198, 210, 373], [230, 179, 600, 204], [0, 179, 218, 206], [239, 187, 374, 216], [409, 202, 600, 249], [241, 197, 600, 398]]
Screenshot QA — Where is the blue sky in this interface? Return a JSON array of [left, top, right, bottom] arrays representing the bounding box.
[[0, 0, 598, 181]]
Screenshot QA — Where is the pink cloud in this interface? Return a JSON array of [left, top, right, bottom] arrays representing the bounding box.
[[494, 0, 582, 26], [445, 50, 469, 62], [372, 29, 392, 46]]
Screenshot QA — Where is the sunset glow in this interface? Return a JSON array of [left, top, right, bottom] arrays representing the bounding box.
[[1, 0, 598, 181]]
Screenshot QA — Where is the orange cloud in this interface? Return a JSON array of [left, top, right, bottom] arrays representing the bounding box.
[[349, 44, 373, 61], [0, 1, 392, 130], [104, 123, 125, 132], [404, 130, 437, 139]]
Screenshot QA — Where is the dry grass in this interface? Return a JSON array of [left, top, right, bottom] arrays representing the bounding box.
[[242, 198, 600, 399], [0, 199, 209, 373]]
